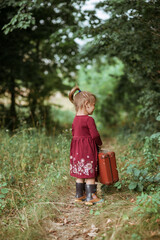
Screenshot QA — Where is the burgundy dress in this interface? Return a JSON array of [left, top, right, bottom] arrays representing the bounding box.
[[70, 115, 102, 179]]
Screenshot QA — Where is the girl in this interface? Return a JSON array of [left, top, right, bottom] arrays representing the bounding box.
[[69, 86, 103, 205]]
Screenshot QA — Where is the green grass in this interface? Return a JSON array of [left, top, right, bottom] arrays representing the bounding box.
[[0, 129, 159, 240], [89, 135, 160, 240], [0, 128, 72, 239], [87, 185, 160, 240]]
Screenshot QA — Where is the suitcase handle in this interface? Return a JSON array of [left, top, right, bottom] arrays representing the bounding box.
[[101, 152, 115, 159], [99, 148, 110, 153]]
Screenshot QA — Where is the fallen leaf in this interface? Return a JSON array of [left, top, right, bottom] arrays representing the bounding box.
[[64, 218, 67, 224], [75, 223, 83, 226], [87, 224, 99, 237], [106, 219, 112, 224], [88, 232, 98, 237], [150, 231, 159, 237], [48, 229, 56, 234], [128, 222, 136, 226]]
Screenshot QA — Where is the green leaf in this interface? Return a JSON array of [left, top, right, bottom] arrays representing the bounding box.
[[94, 211, 100, 216], [150, 132, 160, 139], [128, 182, 137, 190], [122, 214, 129, 220], [0, 194, 5, 199], [137, 183, 143, 192], [139, 176, 143, 181], [90, 209, 94, 215], [134, 169, 140, 177], [156, 115, 160, 121], [2, 183, 7, 187], [154, 173, 160, 182], [114, 182, 121, 189], [1, 188, 9, 194]]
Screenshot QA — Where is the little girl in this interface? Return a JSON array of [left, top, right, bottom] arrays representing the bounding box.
[[69, 86, 103, 205]]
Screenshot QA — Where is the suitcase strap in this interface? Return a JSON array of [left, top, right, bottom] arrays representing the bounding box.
[[106, 154, 114, 183]]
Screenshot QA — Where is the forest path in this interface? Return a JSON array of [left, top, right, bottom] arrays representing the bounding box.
[[43, 189, 94, 240], [43, 138, 137, 240], [43, 182, 136, 240]]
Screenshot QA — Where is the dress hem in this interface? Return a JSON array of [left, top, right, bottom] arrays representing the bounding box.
[[70, 173, 97, 179]]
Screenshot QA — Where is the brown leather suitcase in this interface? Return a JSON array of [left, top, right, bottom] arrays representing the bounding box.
[[98, 150, 119, 185]]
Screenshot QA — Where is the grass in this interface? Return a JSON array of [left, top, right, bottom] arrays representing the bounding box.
[[87, 135, 160, 240], [0, 128, 72, 239], [88, 189, 160, 240], [0, 128, 159, 240]]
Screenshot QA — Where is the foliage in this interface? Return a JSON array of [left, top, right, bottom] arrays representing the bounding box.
[[0, 128, 72, 239], [0, 0, 87, 129], [82, 0, 160, 133], [78, 57, 124, 127], [0, 178, 9, 213], [134, 191, 160, 220], [94, 134, 160, 240], [0, 128, 71, 214], [1, 0, 35, 34], [116, 131, 160, 193]]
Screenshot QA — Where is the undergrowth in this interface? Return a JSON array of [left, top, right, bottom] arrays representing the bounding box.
[[0, 128, 72, 239], [92, 131, 160, 240], [0, 127, 159, 240]]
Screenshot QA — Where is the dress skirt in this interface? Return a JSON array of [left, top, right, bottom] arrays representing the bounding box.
[[70, 136, 98, 179]]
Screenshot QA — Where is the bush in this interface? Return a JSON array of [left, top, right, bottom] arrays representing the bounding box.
[[116, 131, 160, 192], [134, 191, 160, 220]]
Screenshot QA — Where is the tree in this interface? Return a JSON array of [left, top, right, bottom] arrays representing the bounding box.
[[82, 0, 160, 132], [0, 0, 87, 129]]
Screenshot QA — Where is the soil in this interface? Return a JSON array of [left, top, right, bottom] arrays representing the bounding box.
[[43, 188, 97, 240]]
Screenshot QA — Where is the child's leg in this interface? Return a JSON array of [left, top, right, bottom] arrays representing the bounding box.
[[85, 178, 103, 205], [86, 178, 95, 185], [76, 178, 85, 183], [75, 178, 86, 202]]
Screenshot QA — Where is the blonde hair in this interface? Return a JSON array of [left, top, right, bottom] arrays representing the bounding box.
[[69, 86, 96, 112]]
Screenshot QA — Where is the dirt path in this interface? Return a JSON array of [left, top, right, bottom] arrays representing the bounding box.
[[43, 183, 137, 240], [42, 139, 137, 240], [43, 188, 98, 240]]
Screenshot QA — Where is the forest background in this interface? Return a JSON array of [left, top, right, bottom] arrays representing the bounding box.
[[0, 0, 160, 239]]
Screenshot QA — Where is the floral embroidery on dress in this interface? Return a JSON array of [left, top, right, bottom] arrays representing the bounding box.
[[70, 157, 95, 177], [85, 163, 92, 170]]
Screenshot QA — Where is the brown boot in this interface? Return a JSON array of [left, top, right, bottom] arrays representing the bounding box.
[[85, 184, 104, 206], [75, 182, 86, 203]]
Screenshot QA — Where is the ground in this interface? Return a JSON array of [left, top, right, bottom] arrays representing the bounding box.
[[43, 184, 139, 240]]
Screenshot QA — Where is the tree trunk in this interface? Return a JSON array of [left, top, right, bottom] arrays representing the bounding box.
[[9, 75, 17, 130]]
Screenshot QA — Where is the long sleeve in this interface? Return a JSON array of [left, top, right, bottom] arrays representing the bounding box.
[[87, 117, 102, 146]]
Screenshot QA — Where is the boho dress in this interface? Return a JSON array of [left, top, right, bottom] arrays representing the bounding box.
[[70, 115, 102, 179]]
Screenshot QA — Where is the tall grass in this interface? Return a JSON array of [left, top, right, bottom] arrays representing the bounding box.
[[89, 133, 160, 240], [0, 128, 72, 239]]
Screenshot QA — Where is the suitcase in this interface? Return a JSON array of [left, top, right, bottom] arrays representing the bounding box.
[[98, 150, 119, 185]]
